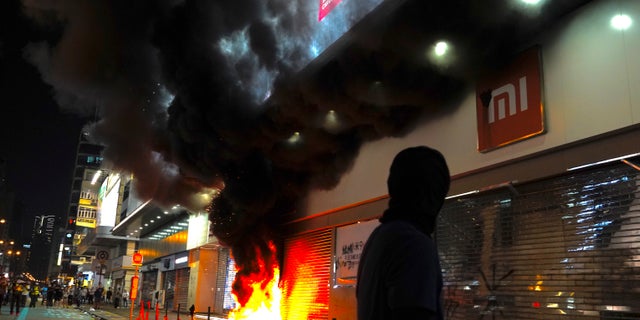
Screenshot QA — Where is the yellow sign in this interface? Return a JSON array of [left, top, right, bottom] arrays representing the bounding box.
[[78, 199, 92, 206], [76, 217, 96, 228]]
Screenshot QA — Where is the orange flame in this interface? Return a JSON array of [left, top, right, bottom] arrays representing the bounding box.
[[228, 266, 282, 320], [228, 241, 282, 320]]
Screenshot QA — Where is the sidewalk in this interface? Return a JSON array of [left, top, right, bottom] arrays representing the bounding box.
[[77, 302, 226, 320], [77, 303, 129, 320]]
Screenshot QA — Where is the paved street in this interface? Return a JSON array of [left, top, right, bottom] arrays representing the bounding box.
[[0, 303, 224, 320], [0, 307, 94, 320]]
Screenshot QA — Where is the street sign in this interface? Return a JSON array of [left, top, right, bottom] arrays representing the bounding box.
[[132, 252, 143, 266], [96, 250, 109, 262], [130, 275, 139, 300]]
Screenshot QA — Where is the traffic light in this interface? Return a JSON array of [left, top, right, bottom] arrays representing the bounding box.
[[68, 218, 76, 227]]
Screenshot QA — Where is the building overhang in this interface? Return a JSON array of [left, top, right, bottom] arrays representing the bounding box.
[[111, 200, 189, 238]]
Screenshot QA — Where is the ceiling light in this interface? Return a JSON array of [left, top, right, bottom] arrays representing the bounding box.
[[324, 110, 341, 133], [287, 132, 302, 144], [157, 216, 161, 219], [434, 41, 449, 56], [611, 14, 632, 30], [150, 220, 154, 223], [521, 0, 541, 4]]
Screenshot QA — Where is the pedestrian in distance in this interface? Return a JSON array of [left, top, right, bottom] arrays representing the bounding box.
[[9, 282, 23, 315], [29, 283, 40, 307], [122, 289, 129, 307], [0, 277, 7, 313], [356, 146, 450, 320], [94, 283, 104, 309], [106, 287, 112, 303]]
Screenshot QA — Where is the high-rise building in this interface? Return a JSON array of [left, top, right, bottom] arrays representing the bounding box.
[[48, 131, 104, 281], [31, 215, 56, 280]]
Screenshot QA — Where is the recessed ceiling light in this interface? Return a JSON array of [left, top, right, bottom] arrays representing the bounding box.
[[434, 41, 448, 56], [287, 132, 302, 144], [611, 14, 632, 30]]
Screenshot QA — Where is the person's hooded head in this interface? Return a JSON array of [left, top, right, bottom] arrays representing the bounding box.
[[381, 146, 450, 234]]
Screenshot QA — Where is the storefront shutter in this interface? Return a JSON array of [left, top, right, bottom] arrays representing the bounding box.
[[438, 161, 640, 319], [175, 268, 190, 312], [163, 270, 176, 310], [281, 228, 333, 320], [140, 270, 158, 305]]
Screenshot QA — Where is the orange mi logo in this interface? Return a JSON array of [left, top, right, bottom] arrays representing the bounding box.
[[476, 46, 545, 152]]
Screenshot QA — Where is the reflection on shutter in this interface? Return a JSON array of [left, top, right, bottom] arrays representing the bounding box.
[[175, 268, 190, 312], [438, 161, 640, 319], [141, 270, 158, 304], [281, 228, 332, 320], [163, 270, 176, 310]]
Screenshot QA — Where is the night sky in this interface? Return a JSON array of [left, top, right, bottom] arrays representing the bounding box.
[[1, 0, 86, 228]]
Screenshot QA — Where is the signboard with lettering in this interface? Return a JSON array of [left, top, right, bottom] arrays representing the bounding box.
[[319, 0, 342, 21], [130, 275, 139, 300], [334, 219, 380, 286], [76, 217, 96, 228], [476, 46, 545, 152]]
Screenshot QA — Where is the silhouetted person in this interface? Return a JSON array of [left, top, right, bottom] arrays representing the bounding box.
[[357, 146, 450, 320]]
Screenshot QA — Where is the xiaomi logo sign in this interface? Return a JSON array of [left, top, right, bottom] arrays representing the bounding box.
[[476, 46, 545, 152]]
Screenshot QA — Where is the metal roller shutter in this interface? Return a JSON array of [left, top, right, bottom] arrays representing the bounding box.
[[174, 268, 190, 312], [438, 161, 640, 319], [281, 228, 333, 320], [141, 270, 157, 305]]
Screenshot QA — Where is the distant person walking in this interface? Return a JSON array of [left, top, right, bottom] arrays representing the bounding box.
[[0, 277, 7, 312], [357, 146, 450, 320], [122, 289, 129, 307], [29, 284, 40, 307], [10, 282, 24, 315], [94, 283, 104, 309]]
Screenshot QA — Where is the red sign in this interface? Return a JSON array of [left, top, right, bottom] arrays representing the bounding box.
[[476, 46, 544, 152], [132, 252, 143, 266], [319, 0, 342, 21], [130, 275, 139, 300]]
